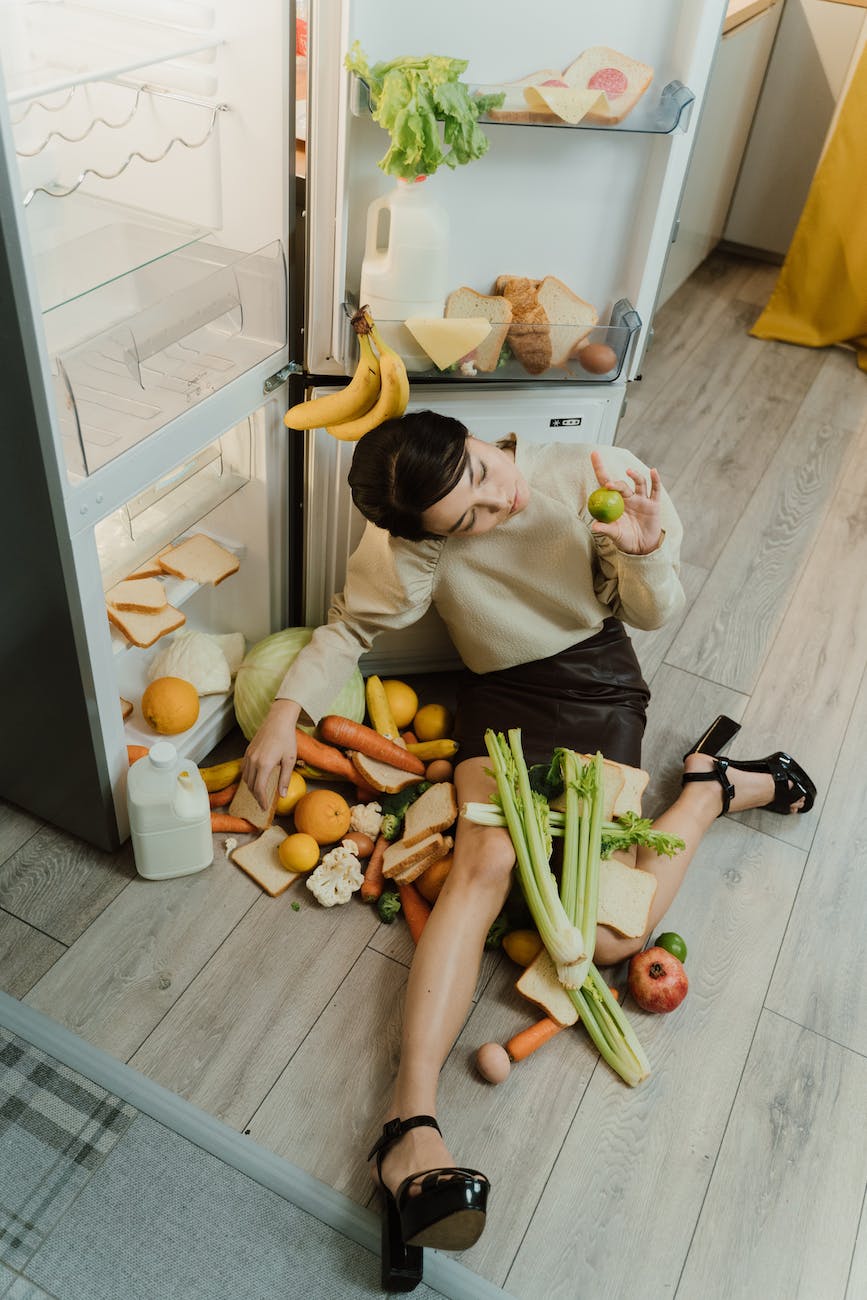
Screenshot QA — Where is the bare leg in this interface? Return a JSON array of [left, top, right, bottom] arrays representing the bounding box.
[[594, 752, 806, 965], [376, 757, 514, 1196]]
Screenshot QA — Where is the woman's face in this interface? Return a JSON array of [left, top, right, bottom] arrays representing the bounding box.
[[420, 436, 530, 538]]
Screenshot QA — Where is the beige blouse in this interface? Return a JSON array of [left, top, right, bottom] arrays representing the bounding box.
[[277, 440, 684, 722]]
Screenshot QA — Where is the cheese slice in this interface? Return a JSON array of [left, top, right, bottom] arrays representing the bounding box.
[[404, 317, 491, 371], [523, 84, 608, 124]]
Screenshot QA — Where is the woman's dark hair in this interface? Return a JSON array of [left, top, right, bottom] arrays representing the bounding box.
[[348, 410, 469, 540]]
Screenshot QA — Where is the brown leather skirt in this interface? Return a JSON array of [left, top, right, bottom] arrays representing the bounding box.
[[453, 618, 650, 769]]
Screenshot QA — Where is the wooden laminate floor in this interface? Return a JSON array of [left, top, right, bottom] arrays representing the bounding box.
[[4, 251, 867, 1300]]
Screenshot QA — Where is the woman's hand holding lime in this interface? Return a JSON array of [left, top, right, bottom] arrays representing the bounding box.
[[588, 450, 664, 555]]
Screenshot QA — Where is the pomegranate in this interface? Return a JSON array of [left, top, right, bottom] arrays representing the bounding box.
[[627, 946, 688, 1013]]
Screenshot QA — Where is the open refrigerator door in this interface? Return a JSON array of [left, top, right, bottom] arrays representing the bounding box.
[[0, 0, 296, 847], [298, 0, 728, 670]]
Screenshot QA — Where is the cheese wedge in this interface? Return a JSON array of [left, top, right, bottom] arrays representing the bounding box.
[[404, 317, 491, 371], [523, 84, 608, 124]]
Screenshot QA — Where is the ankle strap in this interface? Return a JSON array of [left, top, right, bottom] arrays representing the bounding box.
[[367, 1114, 441, 1164]]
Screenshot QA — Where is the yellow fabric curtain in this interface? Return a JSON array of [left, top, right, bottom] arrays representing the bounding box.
[[751, 44, 867, 370]]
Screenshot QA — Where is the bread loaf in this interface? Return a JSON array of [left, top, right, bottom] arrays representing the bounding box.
[[497, 276, 551, 375]]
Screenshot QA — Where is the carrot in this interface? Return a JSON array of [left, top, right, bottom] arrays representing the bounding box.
[[127, 745, 149, 765], [360, 834, 388, 902], [401, 731, 418, 745], [319, 715, 425, 776], [398, 880, 431, 944], [505, 1017, 563, 1062], [210, 813, 257, 833], [209, 783, 239, 808], [294, 729, 357, 782]]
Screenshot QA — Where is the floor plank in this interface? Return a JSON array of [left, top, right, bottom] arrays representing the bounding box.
[[0, 909, 65, 998], [0, 800, 43, 867], [504, 820, 805, 1300], [677, 1011, 867, 1300], [23, 847, 260, 1056], [130, 883, 381, 1128], [765, 663, 867, 1056]]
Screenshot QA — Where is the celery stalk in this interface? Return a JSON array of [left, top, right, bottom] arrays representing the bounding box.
[[580, 751, 605, 963]]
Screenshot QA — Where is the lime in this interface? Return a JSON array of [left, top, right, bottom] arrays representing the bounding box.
[[655, 931, 687, 962], [587, 488, 625, 523]]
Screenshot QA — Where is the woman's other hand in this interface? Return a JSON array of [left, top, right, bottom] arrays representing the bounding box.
[[243, 698, 301, 809], [589, 450, 663, 555]]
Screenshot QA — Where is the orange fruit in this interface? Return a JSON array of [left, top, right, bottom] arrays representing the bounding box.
[[292, 788, 352, 844], [412, 703, 453, 742], [278, 832, 320, 874], [416, 852, 453, 903], [382, 679, 419, 729], [140, 676, 199, 734], [275, 770, 306, 816]]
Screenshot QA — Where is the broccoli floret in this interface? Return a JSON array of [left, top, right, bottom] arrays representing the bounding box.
[[377, 889, 402, 924]]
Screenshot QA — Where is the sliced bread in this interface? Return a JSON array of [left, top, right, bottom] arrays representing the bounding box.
[[350, 751, 420, 794], [158, 534, 240, 586], [229, 771, 279, 830], [382, 831, 452, 881], [231, 825, 302, 897], [550, 756, 625, 821], [515, 948, 580, 1027], [536, 276, 598, 366], [597, 858, 657, 938], [496, 276, 551, 375], [125, 546, 174, 580], [402, 782, 458, 848], [562, 47, 654, 126], [106, 577, 168, 613], [444, 288, 513, 372], [120, 696, 133, 721], [107, 602, 186, 648]]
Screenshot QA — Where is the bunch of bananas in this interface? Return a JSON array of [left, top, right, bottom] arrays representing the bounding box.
[[283, 308, 409, 441]]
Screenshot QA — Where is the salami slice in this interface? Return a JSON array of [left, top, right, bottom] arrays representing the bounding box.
[[587, 67, 629, 99]]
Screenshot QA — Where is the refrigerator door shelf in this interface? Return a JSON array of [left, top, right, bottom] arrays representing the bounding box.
[[52, 239, 287, 480], [351, 76, 695, 136], [0, 2, 223, 106], [346, 299, 641, 384]]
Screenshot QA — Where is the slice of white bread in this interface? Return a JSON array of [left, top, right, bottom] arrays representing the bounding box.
[[496, 276, 551, 375], [515, 948, 580, 1027], [158, 534, 240, 586], [483, 70, 565, 123], [126, 545, 174, 580], [231, 825, 302, 897], [229, 771, 279, 830], [106, 577, 168, 613], [550, 757, 625, 821], [402, 782, 458, 848], [382, 831, 453, 882], [536, 277, 598, 366], [120, 697, 133, 721], [350, 752, 420, 794], [596, 857, 657, 937], [107, 602, 186, 648], [444, 288, 513, 371], [562, 47, 654, 125]]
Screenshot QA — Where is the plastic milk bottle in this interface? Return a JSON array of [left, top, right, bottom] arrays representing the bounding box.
[[127, 741, 213, 880]]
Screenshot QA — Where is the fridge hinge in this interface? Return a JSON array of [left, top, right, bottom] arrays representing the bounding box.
[[264, 362, 303, 393]]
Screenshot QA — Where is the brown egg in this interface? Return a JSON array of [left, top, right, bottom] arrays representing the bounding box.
[[342, 831, 375, 858], [576, 343, 619, 375], [475, 1041, 512, 1085]]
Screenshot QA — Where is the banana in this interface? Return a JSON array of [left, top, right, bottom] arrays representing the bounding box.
[[326, 325, 409, 442], [365, 674, 403, 743], [283, 330, 381, 430]]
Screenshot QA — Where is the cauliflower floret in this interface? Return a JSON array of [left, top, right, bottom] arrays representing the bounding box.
[[349, 801, 382, 839], [306, 844, 364, 907]]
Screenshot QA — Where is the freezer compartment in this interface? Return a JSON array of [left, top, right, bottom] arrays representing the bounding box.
[[51, 240, 287, 479], [352, 299, 641, 382], [352, 76, 695, 135], [95, 412, 276, 761]]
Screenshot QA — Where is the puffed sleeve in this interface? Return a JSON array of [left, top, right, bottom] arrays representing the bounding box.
[[589, 447, 685, 630], [274, 523, 440, 723]]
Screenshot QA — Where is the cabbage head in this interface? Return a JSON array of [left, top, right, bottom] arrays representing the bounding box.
[[233, 626, 365, 740]]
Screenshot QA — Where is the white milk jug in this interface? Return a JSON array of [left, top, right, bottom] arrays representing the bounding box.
[[359, 176, 450, 372], [127, 741, 214, 880]]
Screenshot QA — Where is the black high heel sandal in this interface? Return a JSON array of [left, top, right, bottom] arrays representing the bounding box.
[[367, 1115, 490, 1292], [682, 715, 816, 817]]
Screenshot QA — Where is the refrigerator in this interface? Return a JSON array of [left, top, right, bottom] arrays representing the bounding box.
[[0, 0, 727, 850]]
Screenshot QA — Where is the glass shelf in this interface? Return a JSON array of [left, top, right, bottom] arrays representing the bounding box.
[[1, 2, 222, 106], [350, 299, 641, 384], [28, 195, 209, 316], [351, 76, 694, 135]]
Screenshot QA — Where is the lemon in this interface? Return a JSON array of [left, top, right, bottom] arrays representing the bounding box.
[[413, 703, 453, 742], [278, 832, 320, 874], [382, 679, 419, 730], [275, 770, 306, 816]]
